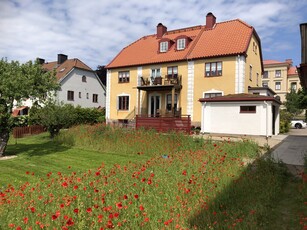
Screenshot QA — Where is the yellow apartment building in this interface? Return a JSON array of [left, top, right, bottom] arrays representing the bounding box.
[[262, 59, 301, 103], [106, 12, 263, 127]]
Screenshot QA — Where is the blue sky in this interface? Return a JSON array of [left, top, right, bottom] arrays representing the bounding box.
[[1, 0, 307, 69]]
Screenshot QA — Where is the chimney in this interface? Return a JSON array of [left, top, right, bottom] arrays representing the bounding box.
[[157, 23, 167, 38], [285, 59, 293, 66], [57, 54, 68, 64], [205, 12, 216, 29], [36, 58, 45, 64]]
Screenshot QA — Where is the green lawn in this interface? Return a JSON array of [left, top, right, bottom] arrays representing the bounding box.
[[1, 133, 148, 186]]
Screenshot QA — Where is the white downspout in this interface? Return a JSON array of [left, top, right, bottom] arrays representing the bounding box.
[[264, 101, 269, 139]]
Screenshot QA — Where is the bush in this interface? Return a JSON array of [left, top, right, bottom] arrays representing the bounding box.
[[280, 110, 291, 133]]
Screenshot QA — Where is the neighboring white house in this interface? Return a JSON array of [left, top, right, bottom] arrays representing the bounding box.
[[40, 54, 106, 108], [199, 88, 281, 136], [13, 54, 106, 111]]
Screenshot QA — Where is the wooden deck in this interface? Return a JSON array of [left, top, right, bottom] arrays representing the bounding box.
[[135, 115, 191, 134]]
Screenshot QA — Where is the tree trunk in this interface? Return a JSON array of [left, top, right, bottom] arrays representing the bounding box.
[[0, 130, 10, 157]]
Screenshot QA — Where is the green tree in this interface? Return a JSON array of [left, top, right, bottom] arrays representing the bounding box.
[[29, 101, 76, 138], [284, 89, 303, 116], [0, 58, 59, 156]]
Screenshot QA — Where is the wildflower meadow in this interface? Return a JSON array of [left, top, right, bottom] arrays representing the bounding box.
[[0, 124, 305, 229]]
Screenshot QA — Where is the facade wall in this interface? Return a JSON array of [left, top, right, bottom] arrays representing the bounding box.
[[57, 68, 105, 108], [107, 41, 262, 125]]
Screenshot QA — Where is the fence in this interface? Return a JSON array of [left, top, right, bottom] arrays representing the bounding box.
[[135, 115, 191, 134], [13, 125, 45, 138]]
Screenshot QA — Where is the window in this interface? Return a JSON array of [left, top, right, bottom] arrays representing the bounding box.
[[253, 42, 257, 54], [275, 82, 281, 90], [151, 68, 161, 84], [290, 82, 297, 91], [263, 71, 268, 78], [82, 75, 87, 82], [86, 93, 89, 99], [79, 92, 81, 98], [262, 82, 268, 87], [204, 92, 222, 98], [205, 62, 222, 77], [93, 94, 98, 103], [256, 73, 259, 86], [240, 106, 256, 113], [118, 96, 129, 110], [166, 94, 178, 111], [177, 38, 186, 50], [249, 65, 252, 81], [160, 41, 168, 52], [167, 66, 178, 77], [118, 71, 130, 83], [275, 70, 281, 78], [67, 91, 74, 101]]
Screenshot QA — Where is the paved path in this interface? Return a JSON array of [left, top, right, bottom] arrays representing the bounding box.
[[271, 129, 307, 166]]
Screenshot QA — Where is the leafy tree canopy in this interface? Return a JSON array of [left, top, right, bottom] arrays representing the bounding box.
[[0, 58, 59, 155]]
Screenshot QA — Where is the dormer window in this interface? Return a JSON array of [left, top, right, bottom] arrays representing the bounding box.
[[82, 75, 87, 82], [160, 41, 168, 52], [177, 38, 186, 50]]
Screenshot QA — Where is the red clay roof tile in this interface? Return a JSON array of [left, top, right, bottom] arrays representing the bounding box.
[[43, 59, 93, 81], [107, 19, 257, 69]]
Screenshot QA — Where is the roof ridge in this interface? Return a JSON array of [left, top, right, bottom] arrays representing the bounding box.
[[217, 18, 252, 28], [166, 25, 204, 35], [185, 26, 206, 59]]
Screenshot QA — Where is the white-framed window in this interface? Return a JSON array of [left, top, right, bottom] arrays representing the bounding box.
[[205, 62, 222, 77], [93, 94, 98, 103], [150, 68, 161, 85], [256, 73, 259, 86], [262, 82, 268, 87], [117, 95, 129, 111], [118, 71, 130, 83], [160, 41, 168, 52], [203, 89, 223, 98], [249, 65, 252, 81], [79, 92, 81, 98], [67, 91, 74, 101], [275, 70, 281, 78], [177, 38, 186, 50], [290, 82, 297, 91], [275, 81, 281, 90], [166, 94, 178, 111], [86, 93, 89, 99]]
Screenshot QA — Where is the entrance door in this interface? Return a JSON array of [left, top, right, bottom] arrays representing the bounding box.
[[149, 94, 160, 117]]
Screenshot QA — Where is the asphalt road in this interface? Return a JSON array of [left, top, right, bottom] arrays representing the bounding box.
[[271, 128, 307, 166]]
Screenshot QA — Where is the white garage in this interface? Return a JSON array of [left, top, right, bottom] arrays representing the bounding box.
[[199, 93, 281, 137]]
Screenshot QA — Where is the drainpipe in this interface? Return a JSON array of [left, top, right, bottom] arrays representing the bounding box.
[[264, 101, 269, 140]]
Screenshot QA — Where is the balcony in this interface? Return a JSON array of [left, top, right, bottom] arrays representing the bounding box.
[[138, 74, 182, 90]]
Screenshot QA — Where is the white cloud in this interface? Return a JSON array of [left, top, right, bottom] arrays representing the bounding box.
[[0, 0, 307, 68]]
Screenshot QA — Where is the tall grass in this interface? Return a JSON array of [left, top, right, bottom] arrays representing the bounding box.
[[0, 125, 300, 229]]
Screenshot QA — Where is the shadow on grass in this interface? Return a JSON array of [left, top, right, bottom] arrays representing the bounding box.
[[188, 158, 296, 229], [5, 135, 71, 157]]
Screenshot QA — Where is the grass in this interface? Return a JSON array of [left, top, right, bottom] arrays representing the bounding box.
[[0, 125, 306, 229], [1, 132, 149, 186]]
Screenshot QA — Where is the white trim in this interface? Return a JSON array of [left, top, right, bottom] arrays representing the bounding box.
[[187, 61, 194, 120], [137, 67, 142, 112], [148, 92, 162, 116], [106, 70, 111, 120], [117, 93, 130, 111], [235, 55, 245, 93]]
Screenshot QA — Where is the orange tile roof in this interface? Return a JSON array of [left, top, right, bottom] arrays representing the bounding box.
[[263, 60, 284, 65], [288, 66, 298, 75], [43, 58, 93, 81], [107, 19, 258, 69]]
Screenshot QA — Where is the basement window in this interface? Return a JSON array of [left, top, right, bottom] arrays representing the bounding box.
[[240, 106, 256, 113]]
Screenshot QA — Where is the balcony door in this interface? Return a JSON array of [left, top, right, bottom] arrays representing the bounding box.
[[148, 93, 161, 117], [151, 68, 161, 85]]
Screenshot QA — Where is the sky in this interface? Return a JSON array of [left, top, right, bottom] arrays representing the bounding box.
[[1, 0, 307, 70]]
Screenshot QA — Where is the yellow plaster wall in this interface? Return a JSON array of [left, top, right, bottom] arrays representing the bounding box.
[[245, 35, 263, 90]]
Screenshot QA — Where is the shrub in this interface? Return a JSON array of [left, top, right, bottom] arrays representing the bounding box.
[[280, 110, 291, 133]]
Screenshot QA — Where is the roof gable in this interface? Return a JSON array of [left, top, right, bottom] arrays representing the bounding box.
[[43, 59, 93, 81]]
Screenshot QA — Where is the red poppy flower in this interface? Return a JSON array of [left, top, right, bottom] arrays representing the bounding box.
[[52, 214, 58, 220], [116, 202, 123, 209], [182, 170, 187, 176], [66, 218, 74, 226], [86, 208, 92, 213], [73, 208, 79, 214], [62, 182, 68, 187], [30, 207, 35, 213], [134, 194, 139, 199], [123, 195, 128, 200], [139, 205, 144, 211], [23, 217, 28, 224]]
